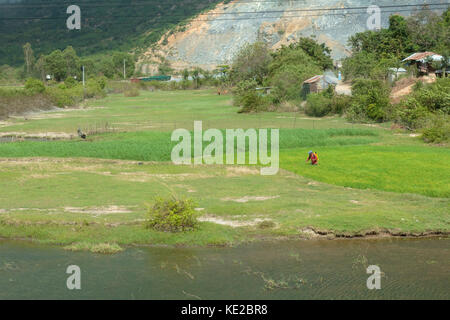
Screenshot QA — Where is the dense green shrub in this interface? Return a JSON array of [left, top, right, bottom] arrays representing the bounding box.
[[237, 90, 269, 113], [85, 79, 107, 99], [24, 78, 45, 94], [397, 78, 450, 129], [331, 94, 352, 115], [410, 78, 450, 113], [64, 77, 77, 89], [45, 86, 80, 107], [421, 113, 450, 143], [397, 101, 431, 129], [45, 80, 104, 107], [232, 78, 270, 113], [97, 76, 108, 90], [145, 197, 199, 232], [346, 79, 391, 122], [233, 79, 258, 107], [305, 93, 332, 117]]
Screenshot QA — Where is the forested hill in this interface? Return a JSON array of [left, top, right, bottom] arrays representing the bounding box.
[[0, 0, 223, 66]]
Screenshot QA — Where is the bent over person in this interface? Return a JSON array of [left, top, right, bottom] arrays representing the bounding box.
[[306, 151, 319, 165]]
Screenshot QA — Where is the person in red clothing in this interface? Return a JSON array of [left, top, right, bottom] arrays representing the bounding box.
[[306, 151, 318, 165]]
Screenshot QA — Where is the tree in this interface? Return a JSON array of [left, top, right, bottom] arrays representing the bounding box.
[[191, 68, 201, 88], [62, 46, 81, 79], [34, 55, 46, 82], [112, 52, 135, 78], [387, 15, 416, 57], [23, 43, 34, 76], [182, 69, 189, 80], [296, 37, 333, 70], [230, 42, 272, 85], [268, 46, 322, 102], [406, 7, 448, 53], [348, 15, 416, 60], [41, 47, 82, 82], [44, 50, 66, 81], [342, 52, 398, 81], [98, 58, 115, 78]]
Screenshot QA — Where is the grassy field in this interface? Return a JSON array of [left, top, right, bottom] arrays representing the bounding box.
[[281, 145, 450, 198], [0, 90, 373, 133], [0, 89, 448, 252]]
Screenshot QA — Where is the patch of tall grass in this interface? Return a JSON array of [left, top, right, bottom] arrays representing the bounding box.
[[0, 128, 379, 162], [0, 87, 53, 118]]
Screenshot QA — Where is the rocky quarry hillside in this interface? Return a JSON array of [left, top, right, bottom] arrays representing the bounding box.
[[139, 0, 445, 73]]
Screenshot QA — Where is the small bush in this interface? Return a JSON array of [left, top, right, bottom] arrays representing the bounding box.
[[232, 79, 269, 113], [305, 93, 332, 117], [45, 86, 78, 107], [85, 79, 106, 99], [145, 197, 198, 232], [237, 90, 268, 113], [97, 76, 108, 90], [64, 77, 77, 88], [24, 78, 45, 94]]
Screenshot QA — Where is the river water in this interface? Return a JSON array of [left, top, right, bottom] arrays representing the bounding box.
[[0, 238, 448, 300]]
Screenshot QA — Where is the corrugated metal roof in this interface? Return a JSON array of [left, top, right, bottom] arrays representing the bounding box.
[[303, 75, 322, 84], [402, 52, 437, 62]]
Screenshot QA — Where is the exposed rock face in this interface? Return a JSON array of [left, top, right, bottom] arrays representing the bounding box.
[[140, 0, 444, 73]]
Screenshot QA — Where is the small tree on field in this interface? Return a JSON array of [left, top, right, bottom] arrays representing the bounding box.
[[230, 42, 272, 85]]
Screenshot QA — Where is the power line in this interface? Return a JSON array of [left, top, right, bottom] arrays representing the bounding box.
[[0, 3, 448, 21], [0, 0, 446, 5], [1, 1, 447, 11]]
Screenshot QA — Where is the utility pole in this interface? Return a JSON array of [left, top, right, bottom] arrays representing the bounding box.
[[82, 65, 86, 99], [82, 65, 85, 87], [123, 59, 126, 80]]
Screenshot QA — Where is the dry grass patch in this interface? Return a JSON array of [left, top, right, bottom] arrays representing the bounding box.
[[221, 195, 280, 203]]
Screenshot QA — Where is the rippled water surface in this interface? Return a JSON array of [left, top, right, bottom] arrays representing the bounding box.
[[0, 238, 448, 299]]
